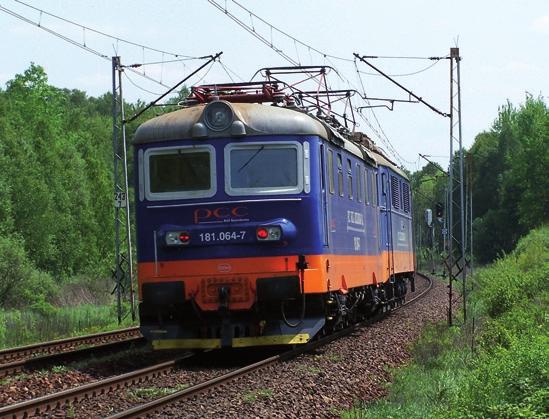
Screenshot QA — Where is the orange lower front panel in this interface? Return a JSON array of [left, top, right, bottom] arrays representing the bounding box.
[[138, 251, 414, 311]]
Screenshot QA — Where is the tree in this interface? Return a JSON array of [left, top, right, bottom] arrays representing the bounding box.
[[470, 95, 549, 262]]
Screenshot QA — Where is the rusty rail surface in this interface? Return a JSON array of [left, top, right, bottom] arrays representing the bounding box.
[[0, 354, 193, 419], [0, 327, 143, 378]]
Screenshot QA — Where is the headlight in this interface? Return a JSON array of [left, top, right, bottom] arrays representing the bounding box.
[[256, 226, 282, 241], [165, 231, 191, 246], [203, 101, 233, 131]]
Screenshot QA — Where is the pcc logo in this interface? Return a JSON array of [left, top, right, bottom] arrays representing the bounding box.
[[194, 206, 249, 224]]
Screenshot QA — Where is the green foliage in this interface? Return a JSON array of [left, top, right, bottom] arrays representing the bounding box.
[[410, 162, 447, 271], [242, 388, 274, 404], [127, 384, 189, 401], [459, 335, 548, 418], [475, 226, 549, 319], [412, 96, 549, 265], [0, 235, 58, 308], [0, 303, 136, 348], [345, 226, 549, 418], [471, 96, 549, 262], [0, 65, 192, 312], [0, 64, 114, 281]]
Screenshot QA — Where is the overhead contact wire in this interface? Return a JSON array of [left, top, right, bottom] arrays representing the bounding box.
[[0, 3, 200, 89], [12, 0, 203, 60], [357, 57, 447, 77], [228, 0, 354, 62], [0, 4, 108, 60], [122, 72, 164, 96]]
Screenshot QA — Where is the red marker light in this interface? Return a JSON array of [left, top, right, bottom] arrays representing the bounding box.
[[179, 232, 191, 243], [256, 228, 269, 239]]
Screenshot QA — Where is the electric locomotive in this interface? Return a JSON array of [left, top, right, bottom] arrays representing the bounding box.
[[134, 81, 415, 349]]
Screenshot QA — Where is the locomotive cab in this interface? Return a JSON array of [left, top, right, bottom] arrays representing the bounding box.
[[135, 98, 330, 348]]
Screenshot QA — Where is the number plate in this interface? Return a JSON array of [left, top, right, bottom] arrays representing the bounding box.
[[198, 229, 250, 244]]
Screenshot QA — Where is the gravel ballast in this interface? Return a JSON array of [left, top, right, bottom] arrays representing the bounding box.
[[157, 277, 447, 418], [0, 277, 447, 418]]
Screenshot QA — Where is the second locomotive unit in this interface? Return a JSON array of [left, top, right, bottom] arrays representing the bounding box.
[[134, 81, 415, 349]]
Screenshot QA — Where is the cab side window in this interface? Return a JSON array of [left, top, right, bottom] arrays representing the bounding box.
[[337, 154, 344, 197], [327, 150, 335, 194]]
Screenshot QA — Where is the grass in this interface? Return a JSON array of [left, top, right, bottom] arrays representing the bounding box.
[[127, 384, 189, 401], [2, 373, 29, 384], [0, 303, 137, 349], [317, 352, 342, 362], [65, 402, 76, 418], [69, 345, 147, 370], [51, 365, 70, 374], [296, 363, 322, 375], [0, 377, 13, 386], [343, 225, 549, 419], [242, 388, 274, 404]]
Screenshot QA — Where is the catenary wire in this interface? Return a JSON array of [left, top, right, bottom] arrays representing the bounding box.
[[126, 57, 209, 68], [206, 0, 299, 65], [210, 0, 446, 67], [211, 0, 419, 162], [220, 60, 245, 82], [358, 57, 447, 77], [191, 61, 217, 86], [122, 71, 164, 96], [218, 59, 245, 82], [12, 0, 204, 60], [0, 3, 197, 89], [0, 4, 108, 60], [226, 0, 354, 62]]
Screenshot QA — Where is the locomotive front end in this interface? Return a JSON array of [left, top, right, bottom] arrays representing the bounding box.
[[134, 98, 328, 349]]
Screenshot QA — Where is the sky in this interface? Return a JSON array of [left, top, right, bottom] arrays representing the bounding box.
[[1, 0, 548, 172]]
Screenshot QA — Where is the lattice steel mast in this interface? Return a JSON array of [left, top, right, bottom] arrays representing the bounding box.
[[112, 56, 135, 323], [354, 48, 470, 327], [445, 47, 468, 326]]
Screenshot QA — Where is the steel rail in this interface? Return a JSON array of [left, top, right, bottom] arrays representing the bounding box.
[[0, 327, 141, 364], [396, 272, 433, 309], [0, 354, 193, 419], [0, 336, 146, 379], [108, 273, 434, 419]]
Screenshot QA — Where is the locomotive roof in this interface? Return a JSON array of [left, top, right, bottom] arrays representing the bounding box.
[[133, 101, 407, 179], [133, 102, 330, 143], [370, 150, 408, 179]]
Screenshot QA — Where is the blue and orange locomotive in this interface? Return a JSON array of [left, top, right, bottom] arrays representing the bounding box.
[[133, 80, 415, 349]]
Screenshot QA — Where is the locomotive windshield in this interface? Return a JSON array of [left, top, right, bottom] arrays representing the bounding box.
[[144, 145, 216, 200], [150, 152, 210, 192], [225, 142, 303, 195]]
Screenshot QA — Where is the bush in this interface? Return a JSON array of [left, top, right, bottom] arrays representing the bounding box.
[[0, 235, 58, 308], [0, 303, 136, 348], [345, 226, 549, 418], [457, 335, 549, 418], [475, 225, 549, 318]]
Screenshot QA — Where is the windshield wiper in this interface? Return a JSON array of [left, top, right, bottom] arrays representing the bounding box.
[[237, 145, 265, 173]]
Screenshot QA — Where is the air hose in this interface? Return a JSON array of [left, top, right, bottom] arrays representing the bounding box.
[[281, 255, 308, 328]]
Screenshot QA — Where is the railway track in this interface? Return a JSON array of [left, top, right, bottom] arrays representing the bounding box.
[[0, 273, 432, 418], [398, 271, 433, 308], [0, 327, 144, 378], [108, 272, 433, 418]]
